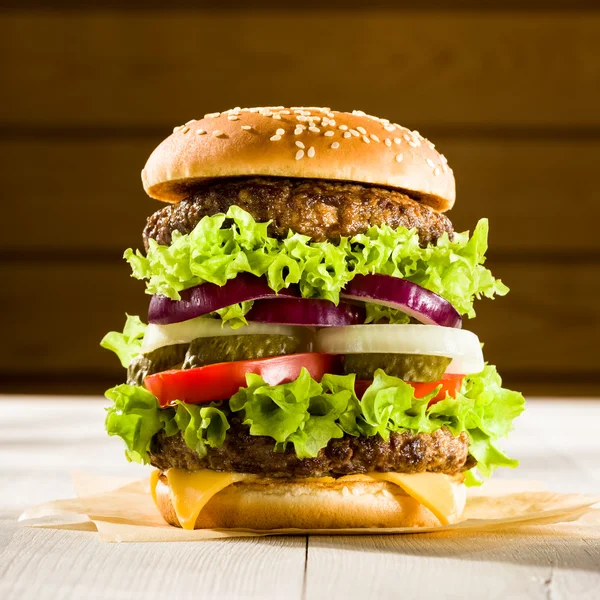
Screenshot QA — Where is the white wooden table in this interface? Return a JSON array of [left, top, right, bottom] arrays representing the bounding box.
[[1, 396, 599, 599]]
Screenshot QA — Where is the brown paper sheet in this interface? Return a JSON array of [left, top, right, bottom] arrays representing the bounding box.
[[18, 472, 600, 542]]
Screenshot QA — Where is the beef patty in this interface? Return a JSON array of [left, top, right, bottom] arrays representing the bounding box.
[[149, 420, 474, 478], [143, 177, 453, 249]]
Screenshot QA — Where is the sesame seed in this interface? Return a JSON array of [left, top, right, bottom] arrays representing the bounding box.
[[338, 125, 348, 131], [357, 126, 367, 135], [309, 126, 320, 133], [173, 125, 183, 133], [403, 133, 412, 142], [343, 132, 352, 138], [307, 146, 316, 158], [426, 158, 436, 168], [295, 141, 305, 148], [185, 119, 196, 125], [213, 130, 224, 137], [241, 125, 252, 131], [227, 115, 239, 121], [362, 135, 370, 144], [270, 135, 282, 141], [331, 142, 340, 149], [205, 112, 220, 118], [393, 138, 401, 145], [384, 125, 396, 132], [440, 154, 448, 164], [442, 164, 448, 173], [280, 110, 291, 115], [196, 128, 207, 135], [409, 140, 419, 148], [352, 110, 366, 116], [350, 129, 360, 137], [434, 167, 441, 176], [328, 120, 336, 126], [272, 114, 282, 119], [276, 128, 285, 135], [181, 126, 190, 134], [327, 112, 335, 118], [324, 131, 334, 137], [294, 128, 303, 135], [384, 138, 392, 147], [395, 153, 404, 163], [295, 150, 305, 160], [370, 134, 380, 142]]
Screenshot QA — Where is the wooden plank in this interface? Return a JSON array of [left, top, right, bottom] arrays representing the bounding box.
[[0, 397, 307, 600], [305, 533, 600, 600], [305, 400, 600, 600], [0, 528, 306, 600], [2, 137, 600, 254], [1, 262, 598, 379], [469, 260, 600, 375], [0, 263, 147, 377], [3, 398, 599, 599], [1, 12, 600, 128], [6, 1, 600, 10]]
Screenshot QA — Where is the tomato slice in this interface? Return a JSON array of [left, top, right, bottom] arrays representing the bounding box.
[[145, 353, 335, 407], [354, 373, 464, 404]]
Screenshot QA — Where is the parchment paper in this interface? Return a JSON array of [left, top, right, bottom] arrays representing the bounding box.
[[18, 472, 600, 542]]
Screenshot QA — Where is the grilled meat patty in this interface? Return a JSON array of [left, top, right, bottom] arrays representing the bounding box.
[[143, 177, 453, 249], [149, 420, 474, 478]]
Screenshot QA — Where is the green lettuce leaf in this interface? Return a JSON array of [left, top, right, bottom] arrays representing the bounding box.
[[105, 384, 228, 464], [124, 206, 507, 318], [105, 384, 174, 463], [100, 314, 147, 368], [364, 304, 411, 324], [105, 365, 524, 482], [214, 301, 254, 329]]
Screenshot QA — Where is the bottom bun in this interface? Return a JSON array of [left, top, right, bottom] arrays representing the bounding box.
[[155, 474, 465, 530]]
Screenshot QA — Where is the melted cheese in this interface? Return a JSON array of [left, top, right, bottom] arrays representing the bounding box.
[[150, 468, 464, 529], [368, 472, 465, 526], [167, 469, 252, 530]]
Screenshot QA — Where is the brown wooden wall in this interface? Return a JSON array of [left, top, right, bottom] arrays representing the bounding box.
[[1, 4, 600, 396]]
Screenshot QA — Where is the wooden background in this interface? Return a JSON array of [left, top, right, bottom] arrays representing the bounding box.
[[1, 3, 599, 396]]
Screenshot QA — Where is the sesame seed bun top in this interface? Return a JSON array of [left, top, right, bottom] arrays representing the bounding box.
[[142, 106, 455, 212]]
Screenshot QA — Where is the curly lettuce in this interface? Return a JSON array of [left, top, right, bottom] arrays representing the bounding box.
[[105, 386, 229, 463], [100, 315, 147, 368], [125, 206, 507, 318], [105, 365, 524, 485]]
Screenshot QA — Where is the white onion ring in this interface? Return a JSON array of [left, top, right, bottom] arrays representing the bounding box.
[[142, 317, 310, 355], [316, 324, 484, 375]]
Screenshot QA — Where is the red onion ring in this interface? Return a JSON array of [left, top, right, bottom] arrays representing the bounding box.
[[148, 274, 297, 325], [247, 298, 365, 327], [340, 274, 462, 328]]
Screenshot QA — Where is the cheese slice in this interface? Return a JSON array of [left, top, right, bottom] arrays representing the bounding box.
[[150, 468, 464, 529], [368, 472, 465, 526], [151, 469, 253, 530]]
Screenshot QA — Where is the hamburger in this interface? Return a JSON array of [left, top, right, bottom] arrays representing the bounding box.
[[101, 106, 525, 530]]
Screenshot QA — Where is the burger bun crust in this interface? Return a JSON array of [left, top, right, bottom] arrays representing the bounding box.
[[143, 107, 455, 212], [154, 474, 466, 530]]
